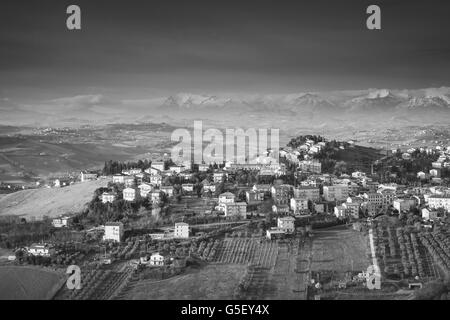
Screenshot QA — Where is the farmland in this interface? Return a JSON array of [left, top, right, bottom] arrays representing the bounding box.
[[118, 264, 247, 300], [0, 179, 108, 218], [0, 266, 65, 300]]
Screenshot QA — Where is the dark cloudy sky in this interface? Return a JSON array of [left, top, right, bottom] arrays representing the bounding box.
[[0, 0, 449, 101]]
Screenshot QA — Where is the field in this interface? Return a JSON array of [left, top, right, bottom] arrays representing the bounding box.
[[0, 179, 108, 219], [310, 226, 370, 273], [118, 264, 247, 300], [0, 266, 65, 300]]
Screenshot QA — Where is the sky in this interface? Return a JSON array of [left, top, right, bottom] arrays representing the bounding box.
[[0, 0, 449, 103]]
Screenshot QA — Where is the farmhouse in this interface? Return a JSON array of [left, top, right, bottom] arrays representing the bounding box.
[[101, 192, 116, 204], [80, 171, 97, 182], [138, 182, 153, 197], [103, 222, 124, 242], [277, 216, 295, 233], [150, 252, 165, 266], [174, 222, 189, 239], [27, 243, 53, 257], [123, 187, 138, 201], [266, 228, 286, 240], [52, 216, 69, 228]]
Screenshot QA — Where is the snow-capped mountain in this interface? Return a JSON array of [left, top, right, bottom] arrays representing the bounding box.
[[397, 95, 450, 110], [343, 89, 406, 111]]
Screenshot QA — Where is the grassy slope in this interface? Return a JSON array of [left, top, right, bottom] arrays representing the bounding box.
[[0, 178, 109, 218], [0, 266, 65, 300]]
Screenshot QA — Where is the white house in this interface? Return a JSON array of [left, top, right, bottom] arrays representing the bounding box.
[[27, 243, 53, 257], [290, 198, 309, 215], [218, 192, 236, 204], [151, 161, 165, 172], [277, 216, 295, 233], [223, 202, 247, 218], [101, 192, 116, 204], [150, 252, 165, 266], [80, 171, 97, 182], [103, 222, 123, 242], [52, 217, 69, 228], [138, 183, 153, 198], [160, 185, 174, 197], [174, 222, 189, 239], [123, 187, 137, 201], [181, 183, 194, 193]]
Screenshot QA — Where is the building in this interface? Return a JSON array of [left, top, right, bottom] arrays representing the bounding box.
[[27, 243, 53, 257], [150, 174, 162, 186], [150, 190, 161, 204], [144, 167, 161, 175], [293, 186, 320, 201], [52, 216, 69, 228], [393, 198, 416, 212], [252, 184, 272, 195], [174, 222, 189, 239], [343, 202, 360, 219], [427, 195, 450, 212], [198, 164, 209, 172], [422, 208, 438, 221], [212, 172, 226, 183], [334, 205, 346, 218], [169, 165, 185, 174], [80, 171, 97, 182], [277, 216, 295, 233], [298, 160, 322, 173], [122, 168, 142, 175], [271, 185, 293, 205], [160, 185, 174, 197], [365, 192, 384, 208], [181, 183, 194, 193], [149, 252, 165, 266], [123, 187, 138, 201], [101, 192, 116, 204], [223, 202, 247, 218], [290, 198, 309, 215], [272, 204, 290, 215], [323, 185, 348, 202], [314, 202, 326, 214], [103, 222, 123, 242], [138, 183, 153, 198], [151, 161, 165, 171], [266, 228, 286, 240], [218, 192, 236, 204], [112, 174, 126, 184], [246, 190, 264, 204]]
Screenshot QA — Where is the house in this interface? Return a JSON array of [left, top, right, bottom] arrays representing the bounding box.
[[427, 194, 450, 212], [149, 252, 165, 266], [294, 186, 320, 201], [202, 181, 216, 193], [334, 205, 347, 218], [181, 183, 194, 193], [218, 192, 236, 204], [138, 183, 153, 198], [271, 184, 293, 205], [213, 172, 226, 183], [402, 153, 412, 160], [101, 192, 116, 204], [422, 208, 438, 221], [323, 185, 349, 202], [123, 187, 138, 201], [393, 198, 416, 212], [151, 161, 165, 172], [290, 198, 309, 215], [246, 190, 264, 204], [150, 190, 161, 204], [169, 165, 185, 174], [198, 164, 210, 172], [150, 174, 162, 186], [342, 202, 360, 219], [113, 174, 135, 186], [277, 216, 295, 233], [112, 174, 126, 184], [223, 202, 247, 218], [144, 167, 161, 175], [272, 204, 290, 215], [298, 160, 322, 173], [179, 171, 194, 181], [27, 243, 53, 257], [160, 185, 174, 197], [80, 171, 97, 182], [53, 178, 72, 188], [52, 216, 69, 228], [174, 222, 189, 239], [252, 184, 272, 194], [266, 228, 286, 240], [314, 202, 326, 214], [122, 168, 142, 175], [103, 222, 123, 242]]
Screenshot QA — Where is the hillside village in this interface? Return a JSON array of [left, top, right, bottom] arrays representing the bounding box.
[[1, 135, 450, 300]]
